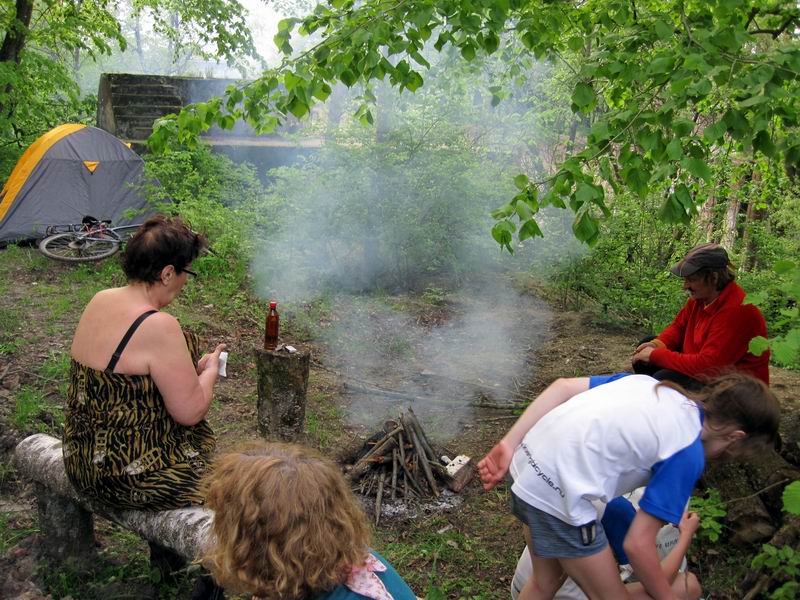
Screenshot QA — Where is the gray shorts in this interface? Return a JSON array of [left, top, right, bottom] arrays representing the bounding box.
[[510, 490, 608, 558]]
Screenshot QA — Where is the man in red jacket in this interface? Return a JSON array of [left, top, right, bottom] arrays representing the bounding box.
[[632, 243, 770, 387]]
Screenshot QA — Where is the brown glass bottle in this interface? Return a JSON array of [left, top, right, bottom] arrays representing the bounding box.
[[264, 301, 279, 350]]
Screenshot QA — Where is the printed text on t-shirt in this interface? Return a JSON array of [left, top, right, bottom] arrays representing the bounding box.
[[520, 443, 565, 498]]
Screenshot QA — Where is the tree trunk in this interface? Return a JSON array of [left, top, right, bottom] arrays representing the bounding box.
[[739, 170, 766, 272], [698, 195, 717, 242], [0, 0, 34, 64], [254, 348, 310, 442], [720, 194, 741, 252], [134, 14, 146, 70], [0, 0, 34, 122]]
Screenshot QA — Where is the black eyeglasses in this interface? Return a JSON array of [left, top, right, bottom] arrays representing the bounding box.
[[182, 268, 198, 278]]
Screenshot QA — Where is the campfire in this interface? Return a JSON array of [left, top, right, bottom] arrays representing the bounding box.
[[344, 408, 472, 524]]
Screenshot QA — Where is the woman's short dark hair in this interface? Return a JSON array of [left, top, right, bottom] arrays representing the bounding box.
[[122, 215, 206, 284]]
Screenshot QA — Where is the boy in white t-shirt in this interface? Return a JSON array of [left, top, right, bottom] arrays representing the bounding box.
[[479, 373, 779, 600]]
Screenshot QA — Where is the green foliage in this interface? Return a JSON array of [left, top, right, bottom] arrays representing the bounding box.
[[783, 481, 800, 515], [13, 385, 45, 430], [747, 262, 800, 368], [0, 0, 257, 164], [689, 488, 727, 543], [143, 146, 272, 320], [152, 1, 800, 251], [752, 544, 800, 600]]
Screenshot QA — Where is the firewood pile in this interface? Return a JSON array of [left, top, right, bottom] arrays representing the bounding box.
[[344, 408, 473, 524]]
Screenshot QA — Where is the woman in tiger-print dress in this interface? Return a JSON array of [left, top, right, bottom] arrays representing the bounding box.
[[64, 215, 226, 510]]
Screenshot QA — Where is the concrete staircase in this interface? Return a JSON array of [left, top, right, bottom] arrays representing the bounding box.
[[97, 74, 184, 142]]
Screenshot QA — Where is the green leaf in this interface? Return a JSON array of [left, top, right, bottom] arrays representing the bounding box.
[[753, 130, 777, 158], [660, 194, 688, 224], [773, 333, 800, 364], [313, 82, 332, 101], [672, 118, 695, 137], [748, 336, 770, 357], [514, 173, 529, 190], [516, 200, 533, 221], [682, 157, 712, 182], [575, 181, 600, 205], [636, 127, 659, 152], [492, 220, 515, 253], [519, 218, 543, 241], [774, 260, 797, 275], [654, 19, 673, 40], [480, 31, 500, 54], [623, 166, 650, 198], [287, 96, 309, 119], [784, 481, 800, 515], [674, 184, 693, 210], [738, 94, 769, 108], [571, 82, 596, 109], [340, 69, 357, 87], [460, 43, 476, 61], [572, 207, 599, 245], [703, 121, 727, 143], [491, 203, 516, 219], [648, 56, 674, 75], [567, 36, 584, 52], [666, 138, 683, 160]]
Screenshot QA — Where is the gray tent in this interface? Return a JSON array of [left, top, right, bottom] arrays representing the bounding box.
[[0, 124, 153, 243]]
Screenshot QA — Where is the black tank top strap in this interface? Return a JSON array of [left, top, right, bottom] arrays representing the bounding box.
[[105, 310, 158, 373]]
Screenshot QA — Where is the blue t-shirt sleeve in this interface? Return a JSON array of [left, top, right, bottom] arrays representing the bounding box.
[[589, 372, 632, 389], [601, 496, 636, 565], [640, 437, 705, 525]]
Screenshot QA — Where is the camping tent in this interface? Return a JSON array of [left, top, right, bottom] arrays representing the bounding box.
[[0, 124, 154, 244]]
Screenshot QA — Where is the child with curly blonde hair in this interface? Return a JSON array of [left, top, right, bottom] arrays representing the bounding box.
[[202, 442, 417, 600]]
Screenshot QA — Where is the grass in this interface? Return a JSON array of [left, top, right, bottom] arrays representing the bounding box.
[[305, 392, 343, 450], [13, 386, 45, 429], [39, 350, 71, 397], [0, 512, 38, 555], [13, 385, 64, 433]]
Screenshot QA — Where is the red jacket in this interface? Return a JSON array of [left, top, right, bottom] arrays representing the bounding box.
[[650, 282, 770, 384]]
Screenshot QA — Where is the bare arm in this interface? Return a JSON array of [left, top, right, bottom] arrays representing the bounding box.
[[145, 314, 225, 426], [477, 377, 589, 490], [624, 511, 678, 600], [659, 512, 698, 583]]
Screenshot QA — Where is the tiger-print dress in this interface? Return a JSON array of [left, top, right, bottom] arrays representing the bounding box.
[[63, 332, 216, 510]]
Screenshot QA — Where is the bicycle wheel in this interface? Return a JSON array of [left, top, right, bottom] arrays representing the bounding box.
[[38, 232, 120, 262]]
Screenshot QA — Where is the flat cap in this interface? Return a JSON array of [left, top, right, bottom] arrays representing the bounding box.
[[670, 243, 729, 277]]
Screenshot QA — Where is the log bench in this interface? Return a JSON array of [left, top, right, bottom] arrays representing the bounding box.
[[13, 433, 214, 589]]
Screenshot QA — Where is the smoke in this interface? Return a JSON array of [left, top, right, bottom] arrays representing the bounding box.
[[317, 285, 552, 437], [247, 72, 584, 438]]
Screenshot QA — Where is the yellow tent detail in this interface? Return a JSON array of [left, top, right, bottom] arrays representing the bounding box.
[[83, 161, 99, 173], [0, 124, 86, 222]]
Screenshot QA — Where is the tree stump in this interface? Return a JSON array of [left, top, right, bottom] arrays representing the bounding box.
[[254, 348, 310, 442], [35, 482, 96, 569]]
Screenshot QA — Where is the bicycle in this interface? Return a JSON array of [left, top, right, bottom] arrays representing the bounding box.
[[38, 216, 142, 262]]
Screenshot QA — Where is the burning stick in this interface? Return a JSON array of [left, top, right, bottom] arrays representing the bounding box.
[[405, 423, 439, 497], [390, 449, 398, 501], [348, 426, 401, 481], [375, 474, 385, 526], [406, 408, 437, 462]]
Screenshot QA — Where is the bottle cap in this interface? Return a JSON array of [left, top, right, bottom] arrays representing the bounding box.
[[269, 301, 277, 309]]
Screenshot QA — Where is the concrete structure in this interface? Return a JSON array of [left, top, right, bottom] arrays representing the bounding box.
[[97, 73, 322, 174]]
